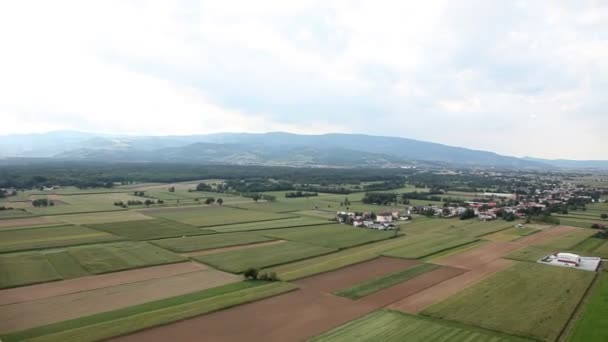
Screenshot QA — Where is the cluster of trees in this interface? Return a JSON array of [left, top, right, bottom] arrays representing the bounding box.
[[32, 198, 54, 207], [285, 191, 318, 198], [133, 191, 146, 197], [459, 208, 476, 220], [340, 197, 351, 206], [202, 197, 223, 205], [244, 193, 276, 202], [0, 206, 16, 210], [113, 199, 162, 207], [401, 191, 443, 202], [362, 192, 397, 205], [243, 268, 279, 281], [363, 179, 405, 191], [195, 183, 213, 191], [592, 223, 607, 229], [0, 189, 6, 198]]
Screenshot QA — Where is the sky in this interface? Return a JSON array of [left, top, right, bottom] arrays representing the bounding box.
[[0, 1, 607, 160]]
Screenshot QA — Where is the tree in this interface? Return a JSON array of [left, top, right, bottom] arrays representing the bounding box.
[[217, 198, 223, 205], [168, 186, 175, 192], [243, 267, 259, 280], [251, 194, 261, 202], [601, 213, 608, 219], [196, 183, 212, 191], [205, 197, 215, 205], [144, 199, 154, 207], [459, 208, 476, 220]]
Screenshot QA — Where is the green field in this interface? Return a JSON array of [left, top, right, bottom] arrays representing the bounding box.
[[67, 241, 186, 274], [505, 245, 556, 262], [0, 225, 123, 253], [208, 216, 330, 233], [485, 227, 539, 241], [0, 209, 33, 219], [151, 232, 275, 253], [193, 241, 336, 273], [48, 211, 155, 225], [0, 252, 63, 289], [89, 219, 213, 240], [568, 271, 608, 342], [423, 262, 596, 341], [1, 281, 297, 342], [310, 310, 532, 342], [145, 206, 294, 227], [25, 204, 125, 216], [536, 229, 597, 250], [259, 224, 395, 249], [334, 263, 440, 299], [382, 234, 478, 259]]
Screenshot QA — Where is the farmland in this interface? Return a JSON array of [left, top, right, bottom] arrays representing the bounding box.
[[89, 219, 213, 240], [422, 262, 596, 341], [310, 310, 532, 342], [0, 225, 123, 253], [193, 241, 337, 273], [151, 232, 275, 253], [568, 271, 608, 342], [1, 173, 607, 342]]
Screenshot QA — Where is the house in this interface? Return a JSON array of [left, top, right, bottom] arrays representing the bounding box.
[[556, 253, 580, 266], [376, 212, 393, 223], [353, 220, 364, 227]]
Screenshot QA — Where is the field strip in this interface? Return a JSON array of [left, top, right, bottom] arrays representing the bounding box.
[[0, 218, 54, 229], [0, 233, 110, 248], [181, 240, 287, 257], [0, 262, 206, 306], [0, 268, 241, 333], [387, 258, 514, 313]]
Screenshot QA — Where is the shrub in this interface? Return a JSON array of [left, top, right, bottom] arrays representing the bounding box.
[[243, 267, 259, 280]]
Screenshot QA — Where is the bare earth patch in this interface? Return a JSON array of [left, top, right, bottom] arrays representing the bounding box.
[[181, 240, 287, 257], [0, 217, 54, 229], [0, 263, 240, 333]]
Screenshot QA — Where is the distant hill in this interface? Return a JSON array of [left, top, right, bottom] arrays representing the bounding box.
[[523, 157, 608, 169], [0, 131, 600, 169]]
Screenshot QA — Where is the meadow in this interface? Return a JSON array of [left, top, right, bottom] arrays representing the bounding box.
[[0, 225, 122, 253], [334, 263, 440, 299], [145, 205, 294, 227], [151, 232, 275, 253], [208, 216, 330, 233], [422, 262, 596, 341], [310, 310, 532, 342], [567, 271, 608, 342], [382, 234, 479, 259], [194, 241, 336, 273], [259, 224, 395, 249], [89, 219, 213, 240]]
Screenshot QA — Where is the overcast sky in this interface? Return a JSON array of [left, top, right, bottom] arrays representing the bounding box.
[[0, 1, 606, 159]]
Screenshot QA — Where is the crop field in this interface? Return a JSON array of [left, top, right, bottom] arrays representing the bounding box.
[[0, 210, 33, 219], [25, 204, 125, 216], [208, 216, 330, 233], [310, 310, 531, 342], [382, 234, 479, 259], [0, 225, 123, 253], [334, 263, 441, 299], [47, 210, 155, 225], [228, 200, 337, 213], [68, 242, 186, 274], [89, 219, 213, 240], [151, 232, 275, 253], [422, 262, 596, 341], [1, 281, 296, 342], [55, 193, 146, 206], [193, 241, 336, 273], [568, 271, 608, 342], [536, 228, 597, 250], [259, 224, 395, 249], [0, 252, 63, 289], [144, 206, 294, 227], [485, 227, 539, 241]]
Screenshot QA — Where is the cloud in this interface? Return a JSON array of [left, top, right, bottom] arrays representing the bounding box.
[[0, 0, 606, 159]]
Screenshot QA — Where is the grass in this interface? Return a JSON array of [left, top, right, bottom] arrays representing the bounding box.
[[0, 225, 123, 253], [44, 250, 90, 278], [334, 263, 440, 299], [193, 241, 336, 273], [67, 241, 186, 274], [259, 224, 395, 249], [536, 229, 597, 250], [47, 211, 155, 225], [1, 281, 297, 342], [0, 252, 62, 289], [382, 234, 479, 259], [567, 271, 608, 341], [208, 216, 330, 233], [571, 237, 608, 253], [484, 227, 539, 241], [145, 205, 294, 227], [309, 310, 532, 342], [422, 240, 488, 261], [422, 262, 596, 341], [89, 219, 213, 240], [25, 204, 125, 216], [505, 245, 555, 262], [0, 209, 33, 219], [151, 232, 275, 253]]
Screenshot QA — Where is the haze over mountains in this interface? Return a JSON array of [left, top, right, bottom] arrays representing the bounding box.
[[0, 131, 606, 169]]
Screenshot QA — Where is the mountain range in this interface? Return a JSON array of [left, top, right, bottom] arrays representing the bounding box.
[[0, 131, 606, 169]]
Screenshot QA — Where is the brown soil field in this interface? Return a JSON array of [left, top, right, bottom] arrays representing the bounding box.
[[0, 265, 240, 333], [388, 258, 514, 313], [0, 262, 206, 306], [181, 240, 287, 257], [110, 257, 465, 342], [0, 217, 53, 229]]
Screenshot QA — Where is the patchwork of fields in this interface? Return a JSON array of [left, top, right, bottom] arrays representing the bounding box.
[[0, 183, 606, 342]]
